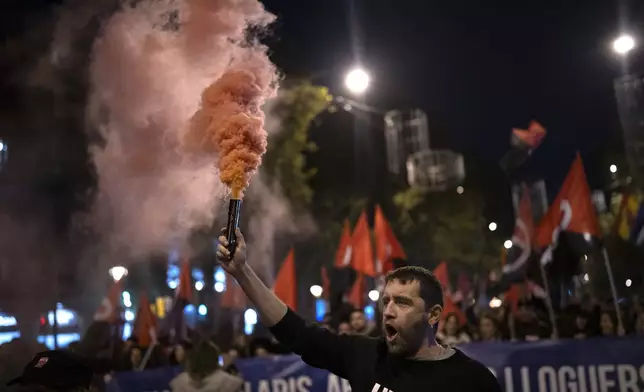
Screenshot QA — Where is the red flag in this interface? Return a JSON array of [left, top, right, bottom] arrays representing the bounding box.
[[432, 263, 466, 326], [321, 266, 330, 300], [348, 273, 366, 309], [351, 211, 375, 277], [177, 258, 193, 302], [94, 280, 122, 324], [512, 121, 546, 149], [133, 293, 157, 347], [501, 185, 534, 278], [334, 220, 353, 268], [433, 262, 449, 290], [374, 205, 406, 275], [221, 274, 246, 310], [535, 154, 601, 265], [274, 249, 297, 310]]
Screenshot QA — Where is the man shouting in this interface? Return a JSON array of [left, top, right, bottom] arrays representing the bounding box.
[[217, 229, 501, 392]]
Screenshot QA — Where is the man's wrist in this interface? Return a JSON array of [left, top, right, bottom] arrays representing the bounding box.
[[232, 263, 253, 283]]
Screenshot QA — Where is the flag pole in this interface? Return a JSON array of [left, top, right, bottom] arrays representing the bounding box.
[[601, 248, 625, 332], [538, 261, 559, 338]]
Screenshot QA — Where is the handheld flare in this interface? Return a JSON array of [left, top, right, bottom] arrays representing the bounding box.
[[226, 192, 242, 256]]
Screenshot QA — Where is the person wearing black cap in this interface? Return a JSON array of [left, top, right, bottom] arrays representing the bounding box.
[[7, 350, 96, 392]]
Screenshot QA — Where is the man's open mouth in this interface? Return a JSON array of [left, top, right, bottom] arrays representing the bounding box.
[[384, 324, 398, 341]]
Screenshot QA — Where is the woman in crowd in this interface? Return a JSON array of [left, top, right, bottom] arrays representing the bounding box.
[[437, 312, 471, 346]]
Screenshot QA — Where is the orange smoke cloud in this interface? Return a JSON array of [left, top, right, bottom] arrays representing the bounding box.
[[188, 68, 275, 198]]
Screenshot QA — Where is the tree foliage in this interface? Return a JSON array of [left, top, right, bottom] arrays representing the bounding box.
[[393, 186, 502, 270], [263, 81, 332, 209]]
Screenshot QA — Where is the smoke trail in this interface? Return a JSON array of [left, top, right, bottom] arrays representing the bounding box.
[[86, 0, 278, 259]]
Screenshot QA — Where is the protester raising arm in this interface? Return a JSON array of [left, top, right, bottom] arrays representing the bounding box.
[[216, 229, 372, 379]]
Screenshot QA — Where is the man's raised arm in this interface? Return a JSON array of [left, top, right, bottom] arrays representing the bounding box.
[[216, 229, 369, 378]]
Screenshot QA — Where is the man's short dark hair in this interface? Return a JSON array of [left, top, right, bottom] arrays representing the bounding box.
[[385, 266, 444, 310]]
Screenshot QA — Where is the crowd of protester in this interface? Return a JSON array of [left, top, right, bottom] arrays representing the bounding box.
[[0, 287, 642, 391]]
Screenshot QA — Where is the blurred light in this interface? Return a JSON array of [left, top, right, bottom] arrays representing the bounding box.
[[309, 285, 323, 298], [613, 34, 636, 55], [0, 331, 20, 344], [489, 297, 502, 308], [214, 282, 225, 293], [198, 304, 208, 316], [168, 280, 178, 290], [38, 333, 80, 350], [315, 299, 326, 322], [0, 141, 4, 151], [109, 266, 128, 282], [124, 310, 135, 322], [344, 68, 370, 95], [214, 267, 226, 283], [584, 254, 588, 261], [0, 315, 17, 327], [626, 279, 632, 287], [185, 304, 195, 314], [122, 323, 132, 340], [488, 222, 497, 232], [368, 290, 380, 302], [195, 281, 204, 291], [583, 274, 590, 282], [122, 291, 131, 302], [456, 186, 464, 194], [609, 164, 618, 174], [364, 305, 375, 321], [244, 309, 258, 325], [503, 240, 513, 249], [48, 308, 75, 327]]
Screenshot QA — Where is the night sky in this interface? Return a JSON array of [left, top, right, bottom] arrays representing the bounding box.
[[259, 0, 644, 226]]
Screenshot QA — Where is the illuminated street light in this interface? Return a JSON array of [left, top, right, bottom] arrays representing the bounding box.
[[613, 34, 636, 56], [368, 290, 380, 302], [345, 67, 370, 95], [489, 297, 502, 308], [456, 186, 464, 194], [609, 164, 617, 174], [488, 222, 497, 232], [625, 279, 632, 288], [504, 240, 513, 249], [309, 285, 323, 298], [109, 266, 128, 282], [195, 281, 204, 291]]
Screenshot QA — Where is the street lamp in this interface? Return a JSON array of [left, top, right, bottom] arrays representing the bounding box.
[[504, 240, 513, 249], [613, 34, 636, 56], [488, 222, 497, 232], [109, 266, 128, 282], [456, 186, 464, 194], [368, 290, 380, 302], [309, 285, 323, 298], [344, 67, 370, 95], [610, 164, 618, 173]]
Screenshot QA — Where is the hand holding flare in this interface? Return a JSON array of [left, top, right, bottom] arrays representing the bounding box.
[[187, 70, 274, 254]]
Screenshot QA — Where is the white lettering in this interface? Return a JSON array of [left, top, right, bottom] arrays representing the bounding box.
[[370, 383, 381, 392], [538, 366, 557, 392], [297, 376, 313, 392], [616, 365, 638, 392], [327, 375, 343, 392], [504, 367, 514, 392], [258, 380, 271, 392], [272, 379, 288, 392], [576, 366, 587, 392], [558, 366, 577, 392], [340, 378, 351, 392], [521, 367, 531, 392], [487, 367, 497, 378], [598, 365, 615, 392]]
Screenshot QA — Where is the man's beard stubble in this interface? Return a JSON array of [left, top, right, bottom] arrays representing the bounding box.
[[385, 315, 429, 356]]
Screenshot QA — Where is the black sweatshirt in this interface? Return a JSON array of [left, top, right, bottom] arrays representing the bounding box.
[[270, 309, 502, 392]]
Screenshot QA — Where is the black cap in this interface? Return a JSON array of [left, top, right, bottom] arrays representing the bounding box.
[[7, 350, 95, 389]]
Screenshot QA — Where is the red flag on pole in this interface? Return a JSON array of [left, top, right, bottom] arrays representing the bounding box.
[[374, 205, 406, 275], [94, 280, 122, 324], [274, 249, 297, 310], [133, 293, 157, 347], [351, 211, 375, 277], [334, 220, 353, 268], [348, 273, 366, 309]]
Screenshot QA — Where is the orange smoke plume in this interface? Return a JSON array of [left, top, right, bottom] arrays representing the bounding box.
[[188, 69, 274, 198]]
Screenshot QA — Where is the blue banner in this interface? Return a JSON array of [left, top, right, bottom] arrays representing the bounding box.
[[107, 338, 644, 392]]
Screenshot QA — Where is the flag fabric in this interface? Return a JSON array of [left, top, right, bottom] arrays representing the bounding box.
[[535, 154, 601, 269], [374, 205, 407, 275], [512, 121, 547, 150], [347, 273, 366, 309], [221, 274, 246, 310], [334, 220, 353, 268], [94, 279, 122, 324], [615, 193, 644, 244], [133, 293, 157, 347], [432, 263, 466, 326], [351, 211, 376, 277], [274, 249, 297, 310], [453, 273, 472, 303], [321, 266, 330, 300], [500, 184, 534, 285], [630, 203, 644, 246]]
